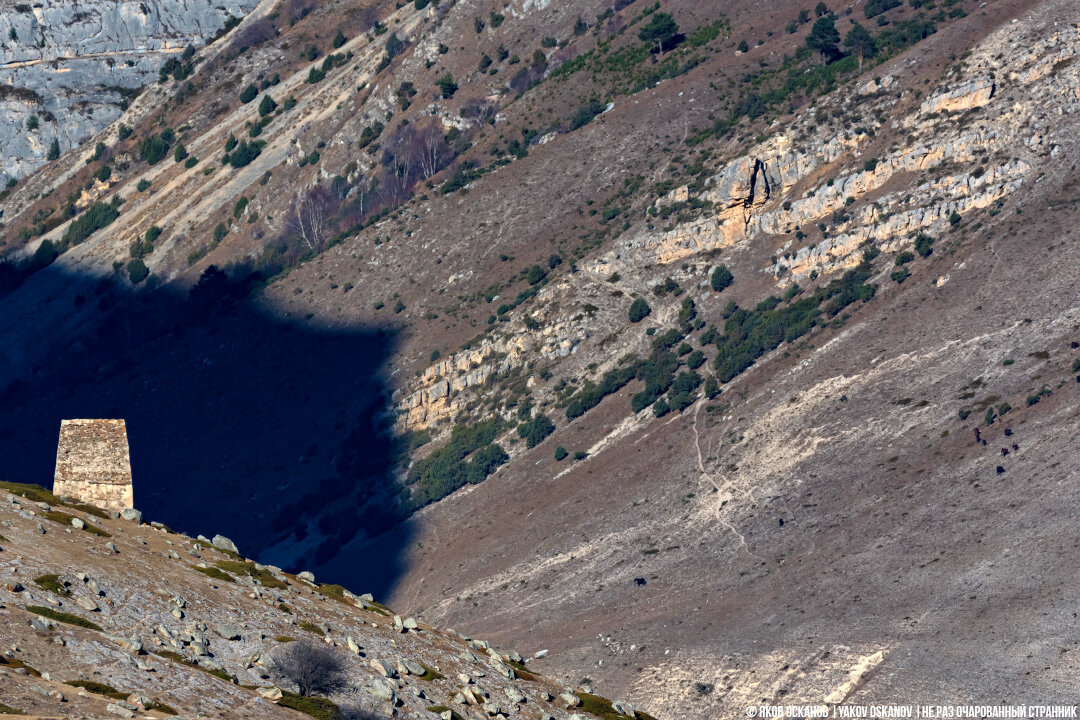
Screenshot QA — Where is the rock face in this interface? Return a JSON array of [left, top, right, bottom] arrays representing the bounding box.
[[0, 0, 260, 182], [52, 419, 133, 512]]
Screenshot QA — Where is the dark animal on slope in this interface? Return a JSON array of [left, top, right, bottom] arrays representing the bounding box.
[[1001, 448, 1009, 456], [996, 466, 1005, 474], [634, 577, 646, 586]]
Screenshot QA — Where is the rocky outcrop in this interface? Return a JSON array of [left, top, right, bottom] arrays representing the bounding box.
[[0, 0, 261, 182]]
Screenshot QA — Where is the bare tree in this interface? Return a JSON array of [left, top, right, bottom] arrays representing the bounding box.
[[417, 123, 449, 180], [380, 129, 415, 205], [290, 186, 335, 252], [272, 639, 349, 697]]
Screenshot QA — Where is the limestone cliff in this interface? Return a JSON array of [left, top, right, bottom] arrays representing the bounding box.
[[0, 0, 260, 182]]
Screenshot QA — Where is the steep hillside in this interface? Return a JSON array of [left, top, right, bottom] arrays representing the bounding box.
[[0, 480, 643, 719], [2, 0, 1080, 715]]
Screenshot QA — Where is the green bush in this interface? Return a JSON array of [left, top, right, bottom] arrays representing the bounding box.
[[570, 99, 606, 130], [26, 115, 39, 131], [192, 565, 235, 582], [62, 199, 120, 246], [517, 414, 555, 448], [174, 143, 188, 162], [332, 30, 346, 48], [711, 264, 734, 292], [137, 179, 152, 192], [239, 84, 258, 103], [405, 420, 508, 510], [628, 298, 651, 323], [225, 140, 264, 168], [913, 233, 934, 258], [127, 259, 149, 284], [890, 267, 910, 283], [525, 265, 547, 285], [258, 94, 278, 117], [437, 74, 458, 99], [47, 138, 60, 161], [64, 680, 126, 700], [554, 446, 568, 461], [184, 156, 198, 169], [139, 133, 171, 165]]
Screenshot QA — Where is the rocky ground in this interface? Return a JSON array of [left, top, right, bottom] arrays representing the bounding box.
[[0, 482, 648, 719]]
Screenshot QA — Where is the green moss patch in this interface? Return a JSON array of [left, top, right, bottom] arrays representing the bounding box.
[[579, 693, 660, 720], [147, 700, 179, 715], [279, 692, 341, 720], [215, 560, 287, 588], [64, 680, 126, 700], [0, 655, 41, 676], [40, 510, 111, 537], [0, 701, 26, 714], [25, 605, 102, 631], [298, 620, 325, 636], [418, 663, 444, 681], [191, 565, 235, 583], [33, 573, 70, 596], [274, 635, 296, 643], [0, 480, 62, 505]]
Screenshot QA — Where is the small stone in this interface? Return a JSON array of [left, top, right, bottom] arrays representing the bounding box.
[[70, 518, 85, 530], [211, 535, 238, 554], [76, 596, 99, 611], [105, 542, 119, 554]]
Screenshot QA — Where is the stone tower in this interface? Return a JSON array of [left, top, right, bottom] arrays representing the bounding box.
[[53, 419, 134, 512]]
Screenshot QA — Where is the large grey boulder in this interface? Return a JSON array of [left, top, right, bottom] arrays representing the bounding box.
[[211, 535, 239, 554]]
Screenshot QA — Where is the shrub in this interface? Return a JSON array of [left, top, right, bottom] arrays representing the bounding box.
[[239, 84, 258, 103], [259, 94, 278, 117], [273, 639, 348, 697], [570, 99, 606, 130], [226, 140, 263, 168], [332, 30, 346, 49], [62, 199, 120, 246], [184, 156, 198, 169], [948, 211, 961, 226], [192, 565, 235, 582], [127, 259, 149, 284], [865, 0, 901, 17], [652, 398, 670, 417], [638, 12, 680, 53], [437, 74, 458, 99], [139, 133, 171, 165], [894, 251, 914, 266], [890, 267, 910, 283], [525, 265, 547, 285], [26, 115, 39, 131], [386, 33, 404, 59], [47, 138, 60, 161], [914, 233, 934, 258], [517, 414, 555, 448], [711, 264, 734, 292], [574, 451, 588, 460], [554, 446, 568, 461], [628, 298, 651, 323], [65, 680, 126, 699]]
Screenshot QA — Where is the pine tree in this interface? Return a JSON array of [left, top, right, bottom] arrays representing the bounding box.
[[807, 15, 840, 65], [844, 22, 876, 69]]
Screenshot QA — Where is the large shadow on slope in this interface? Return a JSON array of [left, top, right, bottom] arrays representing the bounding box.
[[0, 264, 411, 599]]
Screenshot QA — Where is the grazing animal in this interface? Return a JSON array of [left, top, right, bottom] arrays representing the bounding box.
[[1001, 448, 1009, 456], [1004, 428, 1013, 437], [1012, 443, 1019, 451], [996, 465, 1005, 474], [778, 518, 785, 527], [1071, 341, 1079, 349], [974, 428, 982, 443], [634, 577, 646, 586]]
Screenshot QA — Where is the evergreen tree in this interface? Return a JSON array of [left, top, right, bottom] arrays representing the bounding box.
[[638, 12, 680, 55], [47, 138, 60, 161], [807, 15, 840, 65], [844, 22, 876, 69]]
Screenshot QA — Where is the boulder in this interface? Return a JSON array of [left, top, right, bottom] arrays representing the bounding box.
[[211, 535, 238, 554], [297, 570, 315, 583], [366, 677, 396, 703], [29, 617, 51, 632], [612, 700, 636, 716], [504, 686, 525, 704], [402, 659, 426, 676], [70, 518, 85, 530], [403, 616, 419, 630], [370, 659, 396, 677], [560, 691, 582, 707], [76, 596, 99, 611], [106, 703, 135, 718], [346, 636, 361, 655], [257, 686, 283, 701], [120, 508, 143, 523], [105, 542, 119, 554], [214, 624, 241, 640]]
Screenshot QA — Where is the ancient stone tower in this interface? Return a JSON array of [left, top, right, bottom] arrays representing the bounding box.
[[53, 419, 133, 512]]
